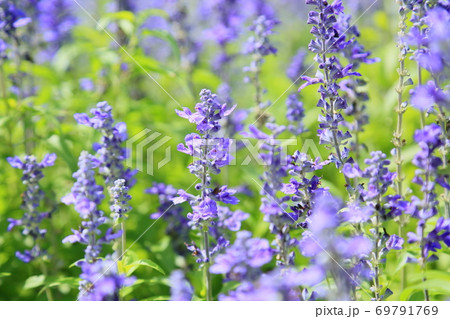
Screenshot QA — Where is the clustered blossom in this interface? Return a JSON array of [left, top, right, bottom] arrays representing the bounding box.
[[333, 3, 378, 162], [409, 6, 450, 112], [299, 191, 372, 300], [74, 101, 136, 189], [34, 0, 77, 59], [244, 15, 279, 115], [287, 49, 307, 82], [210, 231, 273, 281], [286, 93, 307, 135], [146, 183, 190, 255], [62, 151, 121, 263], [0, 1, 31, 37], [219, 268, 315, 301], [343, 151, 404, 300], [243, 124, 297, 265], [174, 89, 241, 263], [407, 124, 450, 260], [212, 231, 317, 301], [301, 0, 361, 171], [285, 49, 308, 136], [110, 179, 132, 221], [78, 255, 135, 301], [282, 151, 330, 229], [7, 154, 56, 262], [169, 270, 193, 301]]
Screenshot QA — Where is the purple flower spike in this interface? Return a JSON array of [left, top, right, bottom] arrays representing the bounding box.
[[7, 154, 56, 262]]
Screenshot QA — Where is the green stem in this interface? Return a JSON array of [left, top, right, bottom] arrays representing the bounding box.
[[202, 225, 212, 301], [120, 221, 126, 260], [395, 1, 409, 291], [40, 260, 54, 301]]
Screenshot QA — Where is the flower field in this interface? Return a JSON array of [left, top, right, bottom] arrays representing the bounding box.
[[0, 0, 449, 301]]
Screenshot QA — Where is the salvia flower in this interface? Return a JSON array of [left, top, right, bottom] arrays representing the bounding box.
[[299, 191, 372, 300], [7, 153, 56, 262], [407, 124, 450, 262], [286, 93, 307, 135], [282, 150, 330, 229], [175, 89, 240, 300], [169, 270, 193, 301], [242, 124, 296, 265], [302, 0, 361, 175], [344, 151, 401, 300], [333, 3, 378, 163], [74, 101, 136, 189], [146, 183, 189, 255], [286, 49, 307, 82], [0, 1, 31, 36], [219, 267, 312, 301], [62, 151, 121, 263], [210, 231, 273, 281], [110, 179, 132, 222], [243, 15, 279, 122], [35, 0, 77, 59], [78, 255, 135, 301]]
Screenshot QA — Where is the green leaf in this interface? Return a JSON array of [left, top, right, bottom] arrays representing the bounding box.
[[400, 279, 450, 300], [125, 259, 165, 276], [98, 11, 136, 30], [0, 272, 11, 278], [24, 275, 46, 290]]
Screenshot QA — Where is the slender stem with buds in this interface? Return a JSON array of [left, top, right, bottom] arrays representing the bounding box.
[[201, 138, 212, 301], [394, 1, 409, 291]]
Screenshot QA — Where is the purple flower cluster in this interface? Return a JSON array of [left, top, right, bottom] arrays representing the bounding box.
[[219, 266, 312, 301], [78, 255, 135, 301], [333, 3, 378, 162], [287, 49, 307, 82], [74, 101, 136, 188], [302, 0, 361, 173], [407, 124, 450, 263], [169, 270, 193, 301], [282, 151, 330, 229], [212, 231, 317, 301], [7, 153, 56, 262], [299, 191, 372, 300], [343, 151, 403, 300], [244, 15, 279, 117], [174, 89, 241, 300], [242, 124, 297, 265], [210, 231, 273, 281], [286, 93, 307, 135], [0, 1, 31, 36], [110, 179, 132, 222], [35, 0, 77, 59], [146, 183, 190, 254], [62, 151, 121, 263]]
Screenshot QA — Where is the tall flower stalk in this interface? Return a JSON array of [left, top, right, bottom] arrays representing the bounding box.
[[62, 151, 128, 300], [7, 153, 56, 300], [174, 89, 238, 300], [74, 101, 136, 259], [343, 152, 404, 300], [409, 6, 450, 218], [302, 0, 361, 188], [244, 15, 278, 127], [334, 5, 378, 167], [394, 1, 411, 289], [407, 124, 450, 301]]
